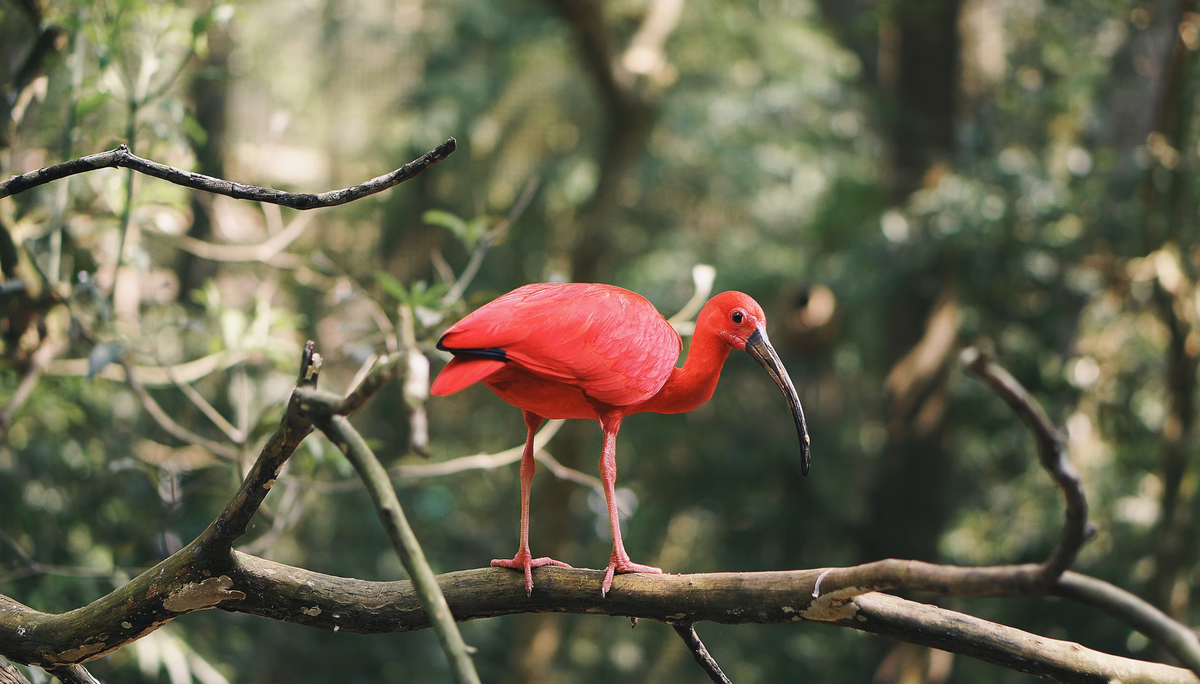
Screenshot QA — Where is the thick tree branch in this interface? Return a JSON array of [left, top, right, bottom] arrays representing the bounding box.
[[0, 139, 456, 207], [6, 555, 1199, 683], [845, 592, 1194, 684], [1055, 572, 1200, 674]]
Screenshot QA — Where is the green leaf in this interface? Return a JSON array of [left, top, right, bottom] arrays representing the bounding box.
[[75, 91, 110, 120], [181, 112, 208, 146], [422, 210, 472, 246], [466, 216, 491, 245], [374, 271, 409, 304]]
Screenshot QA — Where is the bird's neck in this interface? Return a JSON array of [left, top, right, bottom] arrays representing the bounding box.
[[636, 330, 732, 415]]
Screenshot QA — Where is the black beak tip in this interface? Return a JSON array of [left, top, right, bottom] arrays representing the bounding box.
[[801, 437, 811, 477]]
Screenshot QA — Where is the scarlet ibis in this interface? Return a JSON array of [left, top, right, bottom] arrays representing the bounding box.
[[431, 283, 810, 596]]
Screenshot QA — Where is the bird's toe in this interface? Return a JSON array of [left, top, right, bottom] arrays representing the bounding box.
[[492, 553, 570, 595], [600, 559, 664, 596]]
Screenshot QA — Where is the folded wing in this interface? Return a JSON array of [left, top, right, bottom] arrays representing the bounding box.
[[433, 283, 682, 406]]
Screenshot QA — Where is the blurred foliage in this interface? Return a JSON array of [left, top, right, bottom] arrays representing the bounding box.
[[2, 0, 1200, 682]]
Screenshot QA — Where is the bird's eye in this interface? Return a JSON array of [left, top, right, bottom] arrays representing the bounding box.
[[731, 311, 744, 324]]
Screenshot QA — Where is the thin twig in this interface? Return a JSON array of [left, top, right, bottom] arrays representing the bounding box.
[[0, 139, 457, 207], [118, 358, 241, 461], [0, 529, 36, 573], [301, 420, 561, 486], [46, 349, 247, 386], [155, 210, 314, 264], [440, 176, 539, 307], [672, 623, 732, 684], [960, 348, 1091, 582], [319, 414, 480, 684], [0, 335, 67, 443], [667, 264, 717, 334], [163, 364, 246, 444]]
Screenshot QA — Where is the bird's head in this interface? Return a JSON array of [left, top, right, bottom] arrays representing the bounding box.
[[700, 291, 812, 476]]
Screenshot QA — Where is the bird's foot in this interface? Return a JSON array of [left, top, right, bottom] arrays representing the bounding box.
[[601, 558, 663, 597], [492, 552, 571, 596]]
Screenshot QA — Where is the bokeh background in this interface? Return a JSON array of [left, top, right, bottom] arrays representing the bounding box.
[[2, 0, 1198, 681]]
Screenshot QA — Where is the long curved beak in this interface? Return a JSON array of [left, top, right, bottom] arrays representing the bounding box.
[[745, 327, 811, 475]]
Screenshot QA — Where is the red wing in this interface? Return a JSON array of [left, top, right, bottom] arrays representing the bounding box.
[[437, 283, 682, 406], [429, 357, 506, 396]]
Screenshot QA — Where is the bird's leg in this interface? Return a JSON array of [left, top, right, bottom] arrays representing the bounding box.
[[491, 410, 571, 595], [598, 415, 662, 597]]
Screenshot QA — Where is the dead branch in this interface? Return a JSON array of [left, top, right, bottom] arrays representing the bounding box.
[[672, 623, 732, 684], [0, 139, 456, 208], [960, 347, 1091, 582], [9, 559, 1197, 684]]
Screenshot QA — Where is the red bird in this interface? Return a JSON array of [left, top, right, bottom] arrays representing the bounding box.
[[431, 283, 810, 596]]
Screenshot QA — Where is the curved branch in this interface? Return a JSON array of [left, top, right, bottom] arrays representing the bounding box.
[[961, 347, 1091, 582], [846, 592, 1194, 684], [0, 139, 457, 208], [1055, 572, 1200, 674]]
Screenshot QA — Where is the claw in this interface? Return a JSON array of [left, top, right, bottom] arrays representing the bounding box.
[[600, 558, 662, 597], [492, 552, 571, 595]]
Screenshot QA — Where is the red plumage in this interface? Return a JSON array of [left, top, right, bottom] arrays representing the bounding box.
[[432, 282, 810, 596], [433, 283, 681, 411]]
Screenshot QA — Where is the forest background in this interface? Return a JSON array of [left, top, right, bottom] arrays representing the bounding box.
[[2, 0, 1198, 682]]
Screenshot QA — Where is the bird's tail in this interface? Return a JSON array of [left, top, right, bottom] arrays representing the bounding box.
[[430, 356, 506, 395]]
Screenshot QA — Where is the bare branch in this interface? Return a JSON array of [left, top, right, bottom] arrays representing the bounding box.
[[0, 139, 457, 207], [0, 335, 67, 444], [672, 623, 732, 684], [44, 665, 100, 684], [205, 342, 317, 548], [154, 210, 314, 264], [846, 592, 1193, 684], [118, 358, 241, 461], [5, 541, 1200, 684], [960, 347, 1091, 582], [317, 414, 480, 684], [163, 364, 246, 444], [47, 349, 248, 387], [0, 656, 31, 684], [667, 264, 717, 334], [441, 176, 540, 307], [1055, 572, 1200, 675]]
